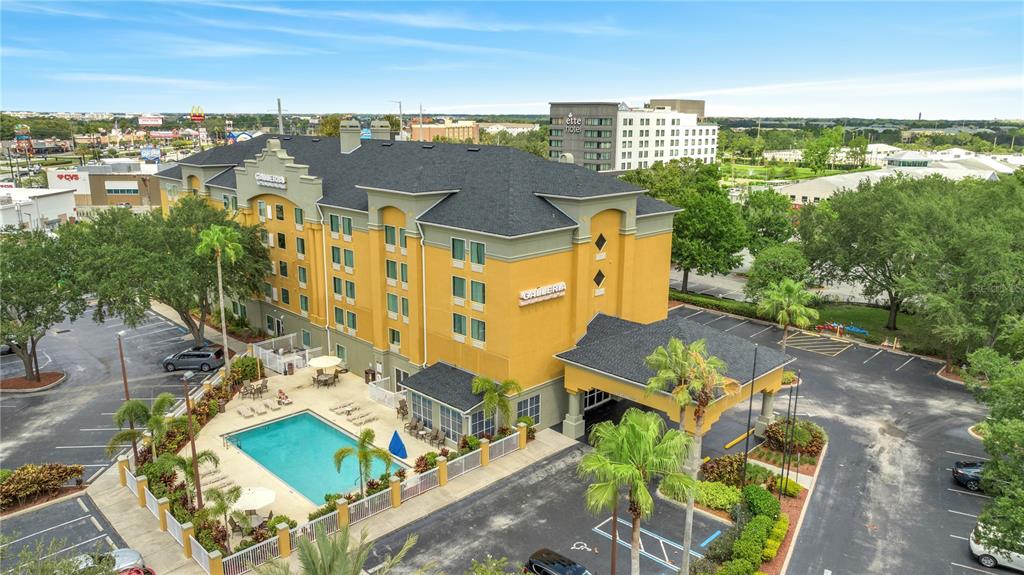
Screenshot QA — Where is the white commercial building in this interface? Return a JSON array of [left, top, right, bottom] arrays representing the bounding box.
[[0, 187, 77, 231], [478, 122, 540, 136]]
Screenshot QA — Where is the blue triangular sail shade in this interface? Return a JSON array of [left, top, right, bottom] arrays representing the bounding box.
[[388, 430, 408, 459]]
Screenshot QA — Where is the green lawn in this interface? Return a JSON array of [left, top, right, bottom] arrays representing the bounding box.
[[720, 163, 879, 182]]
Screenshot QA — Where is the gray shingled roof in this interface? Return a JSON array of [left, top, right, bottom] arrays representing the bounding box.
[[153, 164, 181, 180], [557, 313, 792, 385], [206, 167, 236, 190], [173, 135, 676, 237], [399, 362, 483, 412]]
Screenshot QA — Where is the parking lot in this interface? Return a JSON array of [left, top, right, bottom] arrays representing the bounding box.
[[0, 495, 126, 571], [0, 306, 208, 477], [367, 446, 728, 575]]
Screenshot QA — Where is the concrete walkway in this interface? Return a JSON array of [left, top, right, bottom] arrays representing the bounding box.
[[88, 466, 203, 575], [149, 300, 251, 356]]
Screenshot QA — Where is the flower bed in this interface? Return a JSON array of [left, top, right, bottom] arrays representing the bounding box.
[[0, 464, 85, 513]]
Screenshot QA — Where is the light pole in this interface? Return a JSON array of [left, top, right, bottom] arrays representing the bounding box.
[[117, 331, 140, 468], [181, 370, 204, 509]]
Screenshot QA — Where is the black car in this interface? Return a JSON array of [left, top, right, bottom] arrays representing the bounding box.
[[524, 549, 592, 575], [953, 461, 985, 491]]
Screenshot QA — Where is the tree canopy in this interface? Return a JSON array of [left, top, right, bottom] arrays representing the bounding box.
[[744, 243, 811, 301], [740, 188, 795, 255]]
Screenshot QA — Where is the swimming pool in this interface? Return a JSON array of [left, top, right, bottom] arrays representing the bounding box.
[[226, 411, 404, 504]]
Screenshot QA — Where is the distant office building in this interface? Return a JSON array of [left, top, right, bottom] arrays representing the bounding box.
[[46, 159, 168, 218], [0, 187, 77, 230], [548, 100, 718, 172], [763, 143, 903, 167], [478, 122, 540, 136], [410, 118, 480, 143]]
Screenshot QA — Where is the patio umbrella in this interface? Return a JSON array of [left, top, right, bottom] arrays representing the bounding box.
[[232, 486, 276, 512], [388, 430, 408, 459], [307, 355, 342, 370]]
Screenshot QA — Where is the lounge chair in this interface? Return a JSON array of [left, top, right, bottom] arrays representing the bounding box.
[[330, 401, 355, 413], [237, 406, 255, 418], [356, 415, 377, 426], [264, 400, 281, 412], [345, 408, 365, 421], [253, 402, 267, 416]]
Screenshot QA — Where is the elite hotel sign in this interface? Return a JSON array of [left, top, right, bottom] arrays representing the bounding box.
[[520, 282, 566, 306]]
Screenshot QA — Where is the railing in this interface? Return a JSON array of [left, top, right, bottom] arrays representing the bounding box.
[[254, 334, 322, 374], [447, 449, 481, 481], [349, 489, 392, 524], [368, 377, 402, 408], [144, 488, 160, 518], [489, 433, 520, 461], [291, 510, 339, 544], [169, 376, 211, 418], [125, 468, 138, 497], [223, 536, 280, 575], [190, 535, 212, 575], [401, 467, 439, 501], [167, 510, 184, 545]]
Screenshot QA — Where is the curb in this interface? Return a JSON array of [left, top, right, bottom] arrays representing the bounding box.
[[0, 371, 68, 394], [934, 366, 966, 386], [967, 424, 985, 441], [0, 486, 87, 519], [655, 486, 734, 527], [780, 441, 828, 575]]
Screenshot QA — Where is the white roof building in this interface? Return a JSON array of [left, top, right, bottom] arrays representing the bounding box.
[[0, 187, 77, 231], [779, 163, 999, 206]]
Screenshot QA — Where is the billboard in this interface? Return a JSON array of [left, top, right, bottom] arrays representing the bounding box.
[[138, 115, 163, 127], [149, 130, 175, 139], [140, 145, 161, 161]]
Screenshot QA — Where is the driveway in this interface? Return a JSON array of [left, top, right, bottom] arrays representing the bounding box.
[[0, 495, 126, 571]]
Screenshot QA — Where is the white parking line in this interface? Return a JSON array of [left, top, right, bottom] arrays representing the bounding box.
[[947, 450, 989, 461], [750, 326, 773, 338], [952, 561, 999, 574], [39, 534, 107, 560], [104, 536, 115, 550], [0, 515, 92, 548], [895, 357, 915, 371], [950, 534, 969, 541], [87, 468, 106, 483], [685, 310, 704, 320], [79, 428, 119, 432], [948, 509, 979, 518], [89, 517, 103, 532], [863, 350, 883, 364], [56, 445, 126, 449], [723, 320, 749, 332], [698, 288, 717, 295], [704, 315, 726, 325], [122, 326, 181, 340], [77, 499, 89, 512], [948, 488, 993, 499]]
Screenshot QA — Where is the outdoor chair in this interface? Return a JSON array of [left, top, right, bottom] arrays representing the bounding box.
[[258, 379, 269, 394], [345, 407, 364, 421], [253, 402, 267, 416], [404, 417, 419, 431], [264, 400, 281, 412], [237, 406, 255, 418], [229, 517, 243, 535], [431, 428, 445, 447]]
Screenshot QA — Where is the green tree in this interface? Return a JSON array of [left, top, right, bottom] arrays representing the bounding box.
[[381, 114, 401, 133], [196, 224, 244, 375], [847, 135, 869, 167], [757, 279, 820, 354], [205, 485, 242, 533], [466, 556, 518, 575], [579, 408, 694, 575], [741, 188, 794, 255], [155, 450, 220, 507], [333, 428, 392, 498], [644, 339, 730, 575], [803, 126, 844, 173], [258, 525, 415, 575], [577, 425, 630, 575], [0, 229, 86, 381], [470, 376, 522, 429], [319, 114, 344, 137], [744, 243, 811, 301], [0, 535, 111, 575], [105, 393, 178, 461]]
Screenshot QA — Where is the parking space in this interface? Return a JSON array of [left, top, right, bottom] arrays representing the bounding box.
[[779, 332, 853, 357], [0, 495, 125, 571], [0, 306, 208, 476]]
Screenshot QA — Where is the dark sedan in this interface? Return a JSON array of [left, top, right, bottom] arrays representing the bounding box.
[[952, 461, 985, 491], [524, 549, 592, 575]]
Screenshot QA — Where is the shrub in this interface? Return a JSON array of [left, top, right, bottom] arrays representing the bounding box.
[[764, 419, 827, 457], [717, 559, 754, 575], [267, 514, 297, 529], [689, 557, 718, 575], [781, 370, 798, 385], [732, 515, 773, 565], [742, 485, 780, 520], [701, 454, 745, 486], [705, 527, 738, 563], [743, 463, 775, 487], [775, 477, 802, 498], [415, 451, 439, 473], [230, 356, 263, 383], [516, 416, 537, 440], [458, 435, 481, 456], [0, 469, 12, 485], [762, 539, 781, 562], [670, 290, 759, 318], [696, 481, 742, 511], [0, 463, 85, 510]]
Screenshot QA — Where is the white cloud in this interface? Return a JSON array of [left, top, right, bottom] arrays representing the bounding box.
[[146, 35, 330, 58], [47, 73, 239, 92], [2, 1, 113, 19], [387, 62, 469, 72], [0, 46, 65, 58]]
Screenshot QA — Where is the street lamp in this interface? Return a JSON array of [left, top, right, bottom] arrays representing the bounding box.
[[181, 370, 204, 509], [116, 331, 140, 468]]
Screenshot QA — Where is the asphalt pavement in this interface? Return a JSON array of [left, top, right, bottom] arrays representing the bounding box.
[[0, 495, 126, 571]]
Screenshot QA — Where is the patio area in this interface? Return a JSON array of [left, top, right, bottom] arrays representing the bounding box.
[[192, 365, 433, 522]]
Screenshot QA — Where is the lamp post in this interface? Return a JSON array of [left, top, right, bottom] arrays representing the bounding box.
[[181, 370, 204, 509], [117, 331, 140, 468]]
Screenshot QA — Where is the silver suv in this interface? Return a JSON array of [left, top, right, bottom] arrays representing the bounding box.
[[162, 346, 224, 372]]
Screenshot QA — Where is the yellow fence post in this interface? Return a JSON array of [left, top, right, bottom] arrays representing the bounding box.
[[389, 476, 402, 508], [157, 497, 170, 531], [517, 422, 528, 450], [480, 438, 490, 466], [117, 456, 128, 487], [136, 476, 148, 508], [336, 501, 350, 527], [277, 523, 292, 558], [437, 456, 448, 486], [181, 523, 195, 558], [208, 551, 224, 575]]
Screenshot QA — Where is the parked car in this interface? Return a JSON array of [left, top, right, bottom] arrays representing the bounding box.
[[162, 347, 224, 372], [953, 460, 985, 491], [73, 548, 154, 574], [971, 525, 1024, 571], [524, 549, 592, 575]]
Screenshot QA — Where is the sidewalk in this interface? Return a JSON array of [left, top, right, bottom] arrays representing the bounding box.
[[88, 467, 203, 575], [149, 300, 250, 356]]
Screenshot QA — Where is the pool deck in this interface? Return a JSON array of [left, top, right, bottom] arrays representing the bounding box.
[[192, 367, 434, 521]]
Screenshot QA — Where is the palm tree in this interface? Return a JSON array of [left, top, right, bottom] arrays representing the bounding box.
[[204, 485, 241, 532], [470, 376, 522, 430], [757, 278, 819, 354], [106, 393, 178, 461], [578, 429, 628, 575], [579, 408, 693, 575], [257, 525, 415, 575], [645, 338, 733, 575], [156, 450, 220, 507], [333, 428, 392, 498], [195, 224, 244, 376]]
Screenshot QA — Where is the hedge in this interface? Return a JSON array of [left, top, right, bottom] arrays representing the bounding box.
[[732, 514, 773, 565], [743, 485, 780, 520], [696, 481, 742, 511], [763, 512, 791, 562], [0, 464, 84, 510], [717, 559, 755, 575], [764, 418, 828, 457], [670, 290, 758, 317], [775, 476, 802, 498]]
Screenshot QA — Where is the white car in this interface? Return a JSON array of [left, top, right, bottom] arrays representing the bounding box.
[[971, 526, 1024, 571]]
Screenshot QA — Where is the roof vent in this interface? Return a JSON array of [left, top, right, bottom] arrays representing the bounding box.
[[312, 138, 321, 142], [382, 142, 393, 147], [467, 147, 480, 152], [421, 144, 435, 149], [282, 136, 292, 140]]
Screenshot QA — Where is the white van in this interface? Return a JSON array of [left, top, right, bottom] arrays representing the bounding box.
[[971, 526, 1024, 571]]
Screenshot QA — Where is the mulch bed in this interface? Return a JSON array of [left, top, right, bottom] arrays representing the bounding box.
[[191, 314, 268, 344], [0, 485, 86, 517], [0, 371, 63, 391], [939, 366, 965, 383], [749, 446, 818, 477], [759, 488, 809, 575], [667, 299, 685, 310], [696, 502, 733, 523]]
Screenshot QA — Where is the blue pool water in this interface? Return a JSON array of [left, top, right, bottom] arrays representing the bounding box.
[[227, 411, 404, 504]]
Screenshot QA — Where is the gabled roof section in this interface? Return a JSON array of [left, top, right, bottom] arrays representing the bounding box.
[[399, 362, 483, 412], [206, 167, 236, 190], [636, 194, 681, 217], [153, 164, 182, 180]]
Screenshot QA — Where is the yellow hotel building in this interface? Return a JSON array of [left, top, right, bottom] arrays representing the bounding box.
[[156, 122, 790, 442]]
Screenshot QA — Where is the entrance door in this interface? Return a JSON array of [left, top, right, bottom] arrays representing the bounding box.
[[274, 318, 284, 337]]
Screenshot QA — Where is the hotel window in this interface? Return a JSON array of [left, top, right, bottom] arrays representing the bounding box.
[[549, 140, 562, 148], [470, 281, 485, 305], [399, 228, 407, 249], [331, 246, 341, 265], [263, 282, 272, 298], [231, 196, 238, 210], [275, 204, 284, 220], [278, 261, 288, 277], [334, 306, 344, 325], [222, 197, 230, 210], [281, 288, 290, 304], [470, 411, 495, 438], [346, 311, 357, 330], [400, 263, 408, 283], [386, 260, 398, 280], [453, 313, 467, 336], [335, 344, 347, 363], [384, 225, 396, 246], [470, 242, 485, 265], [452, 276, 466, 299], [299, 294, 309, 312], [412, 394, 433, 428], [471, 319, 486, 343], [440, 405, 463, 442], [344, 249, 354, 268], [298, 266, 308, 284], [549, 129, 563, 136], [342, 216, 353, 236], [276, 233, 286, 249], [389, 328, 401, 346], [258, 200, 266, 218], [516, 395, 540, 424], [329, 214, 340, 233], [345, 280, 356, 299], [452, 239, 466, 262], [260, 229, 269, 245], [294, 207, 304, 224], [301, 329, 311, 347], [401, 297, 409, 318], [296, 237, 306, 256], [387, 293, 399, 314], [333, 277, 342, 295]]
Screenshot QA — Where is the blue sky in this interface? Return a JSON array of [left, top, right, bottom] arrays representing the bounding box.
[[2, 1, 1021, 119]]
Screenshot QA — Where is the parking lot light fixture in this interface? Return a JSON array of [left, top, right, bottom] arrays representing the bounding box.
[[116, 331, 139, 468]]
